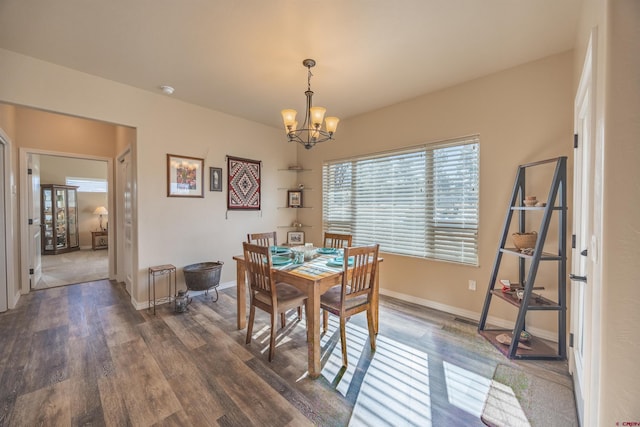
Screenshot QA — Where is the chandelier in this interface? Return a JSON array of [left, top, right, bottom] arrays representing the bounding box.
[[281, 59, 339, 150]]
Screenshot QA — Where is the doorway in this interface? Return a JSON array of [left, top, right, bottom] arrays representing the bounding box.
[[23, 151, 112, 291], [570, 28, 601, 426]]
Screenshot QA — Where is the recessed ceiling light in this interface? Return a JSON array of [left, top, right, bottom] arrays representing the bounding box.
[[160, 85, 175, 95]]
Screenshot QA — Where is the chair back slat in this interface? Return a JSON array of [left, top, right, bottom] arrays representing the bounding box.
[[247, 231, 277, 247], [342, 244, 379, 303], [323, 232, 352, 249], [243, 242, 274, 295]]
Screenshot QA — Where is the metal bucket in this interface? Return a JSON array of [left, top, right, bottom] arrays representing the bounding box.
[[182, 261, 223, 301]]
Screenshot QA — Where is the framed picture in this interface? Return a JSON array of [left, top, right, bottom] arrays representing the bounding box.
[[227, 156, 261, 210], [288, 231, 305, 245], [167, 154, 204, 197], [210, 167, 223, 192], [287, 190, 303, 208]]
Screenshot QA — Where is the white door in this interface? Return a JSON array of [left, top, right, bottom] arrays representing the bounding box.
[[28, 154, 42, 288], [570, 30, 597, 426], [117, 150, 133, 294], [0, 138, 7, 312]]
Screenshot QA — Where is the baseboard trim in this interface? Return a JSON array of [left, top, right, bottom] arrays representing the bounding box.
[[130, 279, 557, 343], [379, 288, 558, 342], [11, 290, 21, 309], [132, 279, 236, 311]]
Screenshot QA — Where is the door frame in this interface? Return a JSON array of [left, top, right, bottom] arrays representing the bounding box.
[[19, 147, 114, 294], [0, 128, 15, 310], [570, 27, 601, 427]]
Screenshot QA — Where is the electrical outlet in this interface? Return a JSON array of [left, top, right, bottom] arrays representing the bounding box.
[[468, 280, 476, 291]]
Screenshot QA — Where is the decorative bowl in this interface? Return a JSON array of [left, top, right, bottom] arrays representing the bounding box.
[[512, 231, 537, 250], [291, 245, 317, 261], [519, 330, 532, 342]]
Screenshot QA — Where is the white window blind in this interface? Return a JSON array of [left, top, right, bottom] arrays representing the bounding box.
[[66, 177, 108, 193], [323, 136, 479, 265]]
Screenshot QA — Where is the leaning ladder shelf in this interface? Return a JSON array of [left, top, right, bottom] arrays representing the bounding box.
[[478, 156, 567, 360]]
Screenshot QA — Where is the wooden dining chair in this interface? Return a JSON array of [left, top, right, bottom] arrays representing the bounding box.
[[247, 231, 277, 247], [243, 242, 307, 361], [321, 243, 380, 367], [323, 232, 353, 249], [247, 231, 302, 327]]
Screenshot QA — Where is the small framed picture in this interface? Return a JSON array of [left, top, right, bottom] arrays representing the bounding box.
[[287, 190, 303, 208], [167, 154, 204, 198], [288, 231, 305, 245], [210, 167, 222, 192]]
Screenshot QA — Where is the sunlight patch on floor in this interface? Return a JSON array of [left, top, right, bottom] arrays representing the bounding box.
[[443, 360, 491, 418], [481, 379, 530, 426], [320, 318, 433, 426]]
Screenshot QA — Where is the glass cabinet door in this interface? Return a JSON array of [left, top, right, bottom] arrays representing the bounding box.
[[67, 188, 78, 247], [55, 188, 67, 250], [42, 187, 54, 251], [41, 184, 79, 254]]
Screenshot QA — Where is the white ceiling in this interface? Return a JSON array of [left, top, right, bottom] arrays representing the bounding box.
[[0, 0, 583, 129]]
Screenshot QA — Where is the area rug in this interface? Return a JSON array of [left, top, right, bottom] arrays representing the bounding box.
[[481, 364, 578, 427], [34, 249, 108, 289]]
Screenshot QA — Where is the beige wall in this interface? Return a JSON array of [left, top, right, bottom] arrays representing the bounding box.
[[602, 1, 640, 421], [0, 48, 297, 305], [298, 51, 574, 338], [14, 107, 118, 158], [574, 0, 640, 423]]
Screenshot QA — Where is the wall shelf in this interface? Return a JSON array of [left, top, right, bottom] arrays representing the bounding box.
[[277, 187, 313, 191], [277, 168, 312, 172]]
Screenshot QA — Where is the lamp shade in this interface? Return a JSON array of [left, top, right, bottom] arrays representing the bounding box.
[[93, 206, 108, 215], [324, 116, 340, 133], [281, 109, 297, 128]]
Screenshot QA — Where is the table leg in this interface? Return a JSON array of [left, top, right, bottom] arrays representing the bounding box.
[[305, 283, 321, 379], [373, 264, 380, 334], [236, 260, 247, 329]]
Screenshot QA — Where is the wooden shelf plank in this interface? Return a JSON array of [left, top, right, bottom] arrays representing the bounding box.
[[500, 248, 563, 260], [479, 329, 563, 360], [490, 290, 561, 310]]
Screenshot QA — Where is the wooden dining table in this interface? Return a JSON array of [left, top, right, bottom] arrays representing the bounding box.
[[233, 251, 382, 379]]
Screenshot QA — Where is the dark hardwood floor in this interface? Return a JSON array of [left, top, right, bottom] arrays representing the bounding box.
[[0, 280, 575, 426]]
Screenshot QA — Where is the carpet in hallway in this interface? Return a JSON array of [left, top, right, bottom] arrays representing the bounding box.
[[35, 249, 108, 289]]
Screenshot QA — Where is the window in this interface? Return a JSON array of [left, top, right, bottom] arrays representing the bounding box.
[[65, 177, 108, 193], [323, 135, 479, 265]]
